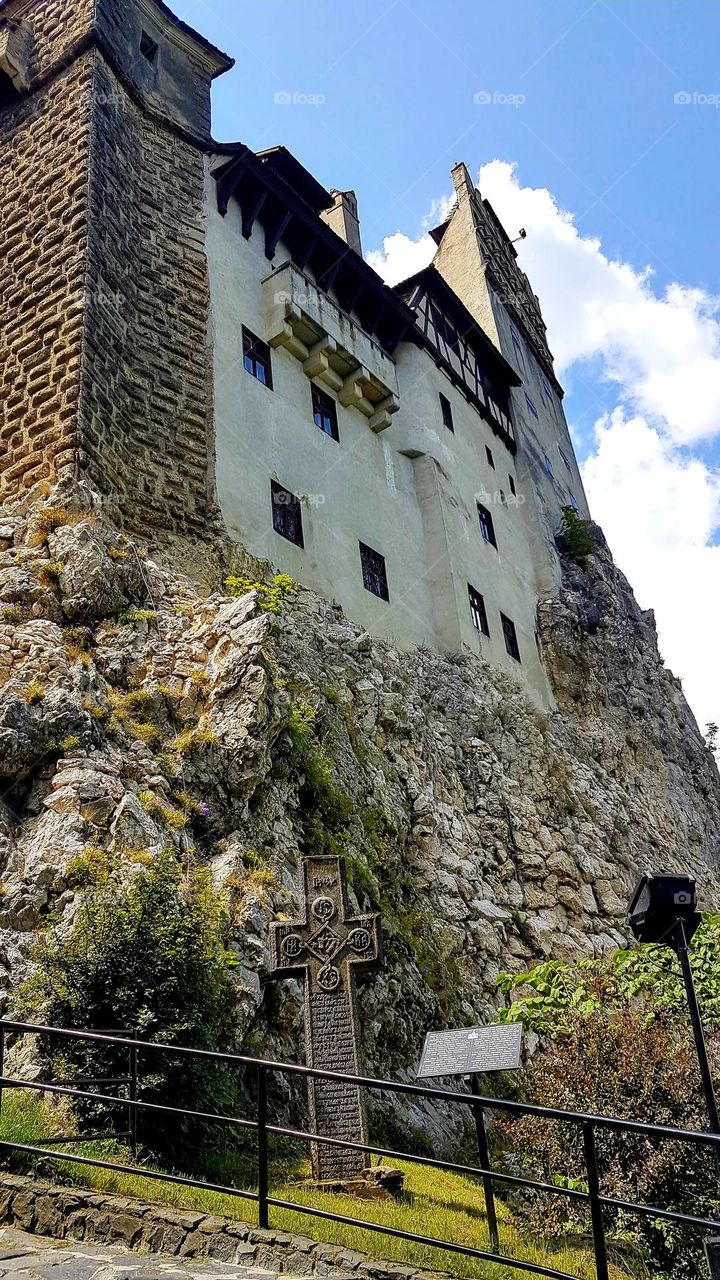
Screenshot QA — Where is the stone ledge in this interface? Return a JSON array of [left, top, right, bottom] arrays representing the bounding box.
[[0, 1173, 450, 1280]]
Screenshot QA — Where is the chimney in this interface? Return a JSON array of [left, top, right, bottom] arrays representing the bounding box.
[[321, 189, 362, 256], [450, 162, 475, 204]]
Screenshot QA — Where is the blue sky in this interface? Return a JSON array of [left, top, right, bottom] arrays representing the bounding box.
[[174, 0, 720, 732]]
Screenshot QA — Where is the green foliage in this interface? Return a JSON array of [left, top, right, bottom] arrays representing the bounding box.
[[496, 930, 720, 1277], [224, 572, 297, 614], [497, 916, 720, 1035], [559, 505, 595, 569], [118, 608, 157, 624], [22, 848, 240, 1171], [24, 681, 46, 705], [1, 605, 24, 624]]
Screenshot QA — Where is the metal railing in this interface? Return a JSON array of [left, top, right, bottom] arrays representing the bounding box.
[[0, 1017, 718, 1280]]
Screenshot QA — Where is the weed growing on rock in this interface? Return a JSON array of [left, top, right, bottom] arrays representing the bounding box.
[[24, 681, 46, 705], [118, 607, 157, 625], [559, 505, 595, 569], [225, 572, 297, 614], [26, 507, 85, 548], [0, 605, 24, 624]]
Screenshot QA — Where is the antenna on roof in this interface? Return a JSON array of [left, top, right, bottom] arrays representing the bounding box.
[[510, 228, 527, 245]]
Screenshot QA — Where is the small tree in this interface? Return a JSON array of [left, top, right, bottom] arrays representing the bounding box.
[[559, 505, 595, 569], [706, 722, 719, 756], [23, 848, 242, 1173], [496, 929, 720, 1279]]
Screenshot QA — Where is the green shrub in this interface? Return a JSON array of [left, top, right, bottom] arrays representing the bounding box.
[[22, 848, 241, 1172], [496, 935, 720, 1278], [559, 505, 595, 569], [225, 572, 297, 614]]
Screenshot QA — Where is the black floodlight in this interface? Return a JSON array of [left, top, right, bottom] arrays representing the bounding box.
[[627, 872, 701, 946]]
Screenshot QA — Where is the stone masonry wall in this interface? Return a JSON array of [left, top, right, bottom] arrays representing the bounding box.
[[80, 54, 215, 536], [0, 51, 93, 502], [0, 1172, 448, 1280]]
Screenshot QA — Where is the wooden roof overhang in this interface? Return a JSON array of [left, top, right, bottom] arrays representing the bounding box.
[[213, 146, 419, 358]]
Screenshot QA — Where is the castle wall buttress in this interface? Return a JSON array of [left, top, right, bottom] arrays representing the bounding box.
[[0, 43, 94, 501], [1, 0, 229, 535], [80, 53, 216, 535]]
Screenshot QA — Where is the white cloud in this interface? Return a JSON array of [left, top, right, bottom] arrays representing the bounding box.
[[476, 160, 720, 447], [367, 162, 720, 732], [582, 411, 720, 733]]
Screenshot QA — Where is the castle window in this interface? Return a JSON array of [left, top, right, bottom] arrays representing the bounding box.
[[477, 503, 497, 548], [485, 445, 495, 469], [558, 444, 571, 470], [501, 613, 521, 662], [312, 384, 339, 440], [359, 542, 389, 601], [243, 327, 273, 388], [525, 393, 539, 419], [468, 585, 490, 636], [271, 480, 303, 547], [542, 376, 553, 399], [544, 453, 555, 478], [140, 31, 159, 63], [439, 393, 454, 432], [569, 493, 579, 510], [510, 323, 523, 359], [509, 474, 516, 497]]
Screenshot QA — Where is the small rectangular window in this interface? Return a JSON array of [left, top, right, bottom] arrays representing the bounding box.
[[544, 453, 554, 478], [508, 474, 516, 497], [525, 392, 539, 419], [439, 392, 454, 432], [569, 493, 578, 510], [542, 376, 553, 399], [558, 444, 571, 470], [359, 542, 389, 601], [271, 480, 303, 547], [477, 502, 497, 548], [510, 323, 523, 354], [140, 30, 159, 62], [468, 585, 490, 636], [485, 445, 495, 469], [243, 326, 273, 388], [501, 613, 521, 662], [311, 384, 339, 440]]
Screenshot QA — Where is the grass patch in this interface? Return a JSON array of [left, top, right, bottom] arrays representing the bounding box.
[[0, 1093, 630, 1280]]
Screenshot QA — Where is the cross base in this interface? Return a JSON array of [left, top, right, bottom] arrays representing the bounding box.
[[303, 1166, 405, 1200]]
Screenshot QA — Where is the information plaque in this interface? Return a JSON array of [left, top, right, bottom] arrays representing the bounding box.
[[417, 1022, 523, 1078]]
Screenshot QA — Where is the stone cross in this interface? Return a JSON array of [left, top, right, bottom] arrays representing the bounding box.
[[269, 855, 381, 1183]]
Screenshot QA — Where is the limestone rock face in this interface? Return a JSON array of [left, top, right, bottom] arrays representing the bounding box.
[[0, 483, 718, 1127]]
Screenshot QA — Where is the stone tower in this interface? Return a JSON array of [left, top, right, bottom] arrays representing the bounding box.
[[0, 0, 232, 534]]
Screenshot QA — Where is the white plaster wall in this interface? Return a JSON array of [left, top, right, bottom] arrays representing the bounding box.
[[205, 181, 435, 652], [205, 172, 555, 705]]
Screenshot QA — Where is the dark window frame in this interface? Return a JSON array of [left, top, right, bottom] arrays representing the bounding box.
[[485, 445, 495, 469], [477, 502, 497, 548], [558, 443, 572, 470], [439, 392, 454, 432], [242, 326, 273, 389], [501, 613, 521, 662], [140, 30, 159, 63], [509, 474, 516, 497], [270, 480, 303, 547], [359, 541, 389, 602], [544, 453, 555, 478], [525, 392, 539, 419], [311, 383, 339, 440], [468, 585, 490, 636]]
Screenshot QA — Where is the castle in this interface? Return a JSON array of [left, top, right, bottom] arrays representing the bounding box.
[[1, 0, 588, 706]]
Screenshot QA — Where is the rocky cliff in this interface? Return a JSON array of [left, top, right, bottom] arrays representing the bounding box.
[[0, 481, 718, 1119]]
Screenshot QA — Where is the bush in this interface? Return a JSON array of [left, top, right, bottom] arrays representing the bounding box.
[[496, 939, 720, 1278], [559, 505, 595, 569], [22, 848, 242, 1173]]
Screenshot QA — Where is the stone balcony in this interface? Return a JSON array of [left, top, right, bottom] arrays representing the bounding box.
[[263, 262, 400, 433]]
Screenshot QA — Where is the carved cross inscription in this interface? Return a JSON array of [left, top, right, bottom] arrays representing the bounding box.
[[269, 856, 381, 1183]]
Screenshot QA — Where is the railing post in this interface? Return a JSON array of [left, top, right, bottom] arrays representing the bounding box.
[[583, 1121, 609, 1280], [471, 1075, 500, 1256], [257, 1064, 269, 1230], [129, 1044, 138, 1158], [0, 1022, 5, 1116]]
